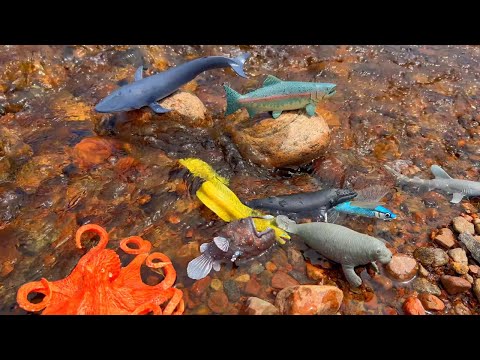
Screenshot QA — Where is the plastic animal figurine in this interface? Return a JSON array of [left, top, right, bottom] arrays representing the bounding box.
[[95, 53, 250, 114], [385, 164, 480, 204], [245, 188, 357, 222], [187, 217, 276, 280], [224, 75, 336, 119], [275, 215, 392, 288], [174, 158, 290, 244], [16, 224, 184, 315], [332, 185, 397, 220]]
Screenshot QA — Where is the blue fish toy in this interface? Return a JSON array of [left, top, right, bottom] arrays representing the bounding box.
[[331, 185, 397, 221]]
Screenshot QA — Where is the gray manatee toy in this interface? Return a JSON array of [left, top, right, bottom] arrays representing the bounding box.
[[275, 215, 392, 287]]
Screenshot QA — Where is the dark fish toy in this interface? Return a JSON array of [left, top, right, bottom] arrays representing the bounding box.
[[187, 217, 276, 280], [95, 53, 250, 114], [245, 188, 357, 222]]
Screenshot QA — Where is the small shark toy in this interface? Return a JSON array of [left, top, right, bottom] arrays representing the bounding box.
[[95, 53, 250, 114], [224, 75, 336, 119], [385, 164, 480, 204]]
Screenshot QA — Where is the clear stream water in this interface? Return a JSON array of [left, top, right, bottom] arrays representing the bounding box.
[[1, 45, 479, 314]]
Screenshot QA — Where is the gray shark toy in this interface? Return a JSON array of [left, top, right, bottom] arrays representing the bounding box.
[[385, 164, 480, 204], [275, 215, 392, 287], [95, 53, 250, 114]]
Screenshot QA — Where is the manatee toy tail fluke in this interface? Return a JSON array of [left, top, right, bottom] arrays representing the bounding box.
[[275, 215, 297, 233], [187, 253, 215, 280], [224, 84, 243, 116], [228, 52, 250, 78]]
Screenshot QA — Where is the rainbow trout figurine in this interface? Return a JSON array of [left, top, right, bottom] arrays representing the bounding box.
[[96, 53, 250, 114], [224, 75, 336, 119]]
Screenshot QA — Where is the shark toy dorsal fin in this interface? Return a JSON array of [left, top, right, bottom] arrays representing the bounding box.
[[431, 165, 452, 179], [134, 66, 144, 81], [263, 75, 283, 87]]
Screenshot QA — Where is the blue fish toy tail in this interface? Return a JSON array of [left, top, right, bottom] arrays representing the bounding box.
[[224, 84, 243, 115], [229, 52, 250, 78]]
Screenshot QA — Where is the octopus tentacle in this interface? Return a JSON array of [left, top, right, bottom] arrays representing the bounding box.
[[120, 236, 152, 255], [162, 288, 184, 315], [75, 224, 109, 250], [16, 278, 52, 312], [173, 299, 185, 315], [145, 252, 176, 290], [132, 303, 162, 315]]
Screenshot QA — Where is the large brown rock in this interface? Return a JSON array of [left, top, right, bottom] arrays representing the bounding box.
[[159, 92, 210, 127], [440, 275, 472, 295], [275, 285, 343, 315], [245, 297, 279, 315], [385, 254, 418, 281], [230, 112, 331, 168]]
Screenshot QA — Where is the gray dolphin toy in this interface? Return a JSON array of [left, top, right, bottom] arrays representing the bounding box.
[[95, 52, 251, 114], [275, 215, 392, 287], [385, 164, 480, 204]]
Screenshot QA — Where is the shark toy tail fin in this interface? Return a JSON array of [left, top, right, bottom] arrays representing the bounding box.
[[384, 165, 409, 184], [224, 84, 243, 116], [229, 52, 250, 78]]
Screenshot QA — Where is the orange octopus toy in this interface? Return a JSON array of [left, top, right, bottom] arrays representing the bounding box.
[[17, 224, 184, 315]]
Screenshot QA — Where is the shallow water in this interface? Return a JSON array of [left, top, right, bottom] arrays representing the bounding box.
[[1, 45, 479, 315]]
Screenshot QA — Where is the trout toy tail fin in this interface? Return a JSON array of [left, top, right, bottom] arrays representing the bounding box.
[[187, 253, 216, 280], [224, 84, 243, 116], [229, 52, 250, 78]]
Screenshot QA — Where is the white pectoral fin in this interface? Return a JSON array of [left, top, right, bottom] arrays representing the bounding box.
[[213, 236, 229, 252], [431, 165, 452, 179], [451, 192, 464, 204]]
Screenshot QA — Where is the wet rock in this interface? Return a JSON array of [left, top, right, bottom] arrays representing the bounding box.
[[230, 112, 331, 168], [271, 271, 300, 289], [287, 247, 306, 271], [245, 297, 279, 315], [210, 279, 223, 291], [248, 261, 265, 275], [473, 279, 480, 302], [207, 290, 229, 313], [412, 278, 441, 296], [465, 274, 474, 284], [235, 274, 250, 283], [223, 280, 241, 302], [175, 241, 200, 267], [458, 232, 480, 264], [447, 248, 468, 266], [312, 156, 346, 187], [385, 254, 418, 281], [275, 285, 343, 315], [452, 262, 469, 275], [469, 264, 480, 275], [73, 137, 117, 169], [265, 261, 277, 273], [159, 92, 210, 127], [413, 247, 449, 267], [433, 228, 456, 249], [418, 264, 429, 277], [306, 262, 326, 281], [16, 154, 69, 192], [270, 249, 288, 268], [0, 188, 26, 224], [0, 127, 33, 164], [191, 277, 211, 297], [475, 222, 480, 235], [452, 216, 474, 234], [440, 275, 472, 295], [418, 293, 445, 311], [454, 303, 471, 315], [244, 277, 262, 297], [403, 297, 426, 315], [370, 274, 393, 291]]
